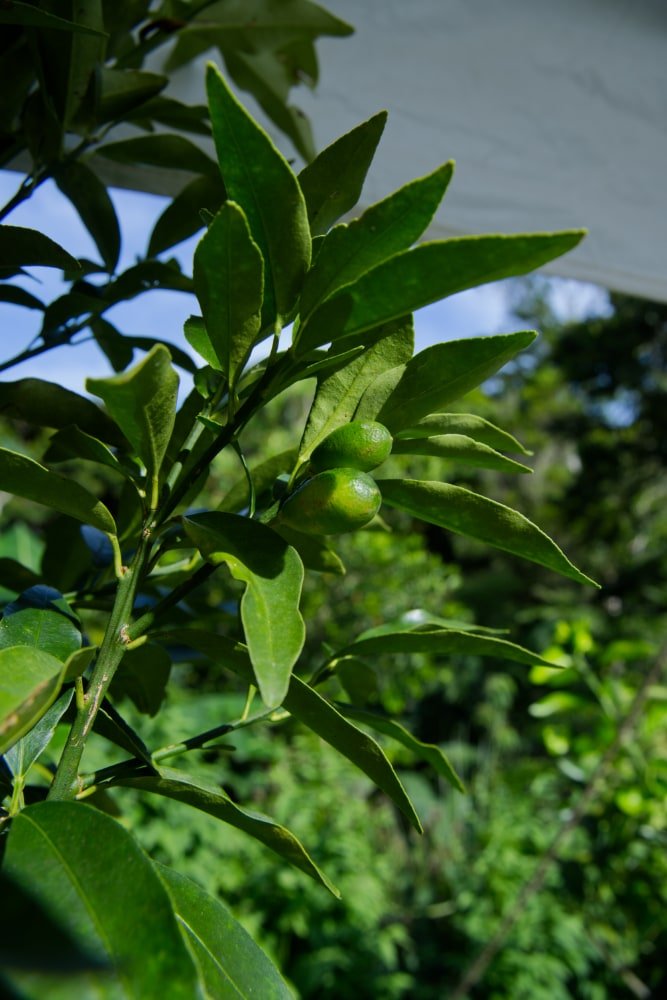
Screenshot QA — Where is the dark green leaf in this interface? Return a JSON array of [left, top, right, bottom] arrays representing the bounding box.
[[271, 524, 345, 575], [0, 285, 43, 310], [282, 676, 422, 832], [0, 587, 81, 662], [0, 447, 116, 534], [336, 703, 465, 793], [96, 134, 218, 175], [110, 643, 171, 717], [0, 646, 64, 755], [189, 0, 353, 37], [0, 2, 107, 33], [91, 317, 134, 372], [298, 111, 387, 235], [157, 864, 294, 999], [299, 231, 586, 352], [63, 646, 96, 682], [192, 201, 264, 388], [0, 558, 42, 595], [376, 331, 537, 432], [87, 345, 179, 506], [299, 161, 454, 321], [391, 434, 532, 474], [219, 449, 298, 513], [0, 226, 79, 270], [206, 64, 311, 326], [183, 513, 305, 708], [298, 316, 414, 461], [125, 336, 198, 375], [148, 174, 226, 257], [117, 766, 339, 897], [395, 413, 531, 455], [56, 160, 121, 272], [128, 96, 211, 136], [0, 378, 126, 446], [336, 657, 377, 704], [97, 67, 167, 123], [378, 479, 598, 586], [4, 689, 74, 779], [3, 802, 200, 997], [93, 698, 154, 767], [43, 426, 130, 477]]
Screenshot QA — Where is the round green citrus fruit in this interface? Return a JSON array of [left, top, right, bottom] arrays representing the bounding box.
[[310, 420, 392, 474], [278, 468, 381, 535]]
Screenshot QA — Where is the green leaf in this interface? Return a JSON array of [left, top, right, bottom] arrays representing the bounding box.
[[0, 378, 126, 446], [219, 448, 298, 514], [206, 64, 311, 326], [395, 413, 530, 455], [0, 587, 81, 662], [110, 643, 171, 718], [0, 447, 116, 534], [56, 161, 120, 272], [148, 174, 226, 257], [43, 426, 130, 477], [378, 479, 598, 586], [192, 202, 264, 388], [391, 434, 532, 474], [298, 111, 387, 235], [97, 67, 167, 123], [299, 231, 586, 352], [63, 646, 96, 682], [0, 2, 107, 33], [298, 316, 414, 462], [157, 864, 295, 1000], [0, 225, 79, 270], [281, 676, 422, 832], [271, 524, 346, 575], [4, 689, 74, 780], [3, 802, 200, 997], [0, 646, 64, 755], [341, 625, 558, 668], [97, 134, 218, 175], [117, 766, 339, 897], [183, 513, 305, 708], [93, 698, 154, 767], [299, 161, 454, 322], [189, 0, 353, 38], [87, 345, 179, 506], [336, 703, 465, 793], [224, 47, 315, 162], [0, 285, 44, 310], [376, 331, 537, 432]]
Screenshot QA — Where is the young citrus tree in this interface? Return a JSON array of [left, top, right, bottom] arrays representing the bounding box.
[[0, 58, 596, 995]]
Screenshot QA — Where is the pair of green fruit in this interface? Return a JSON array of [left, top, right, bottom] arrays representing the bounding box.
[[278, 421, 392, 535]]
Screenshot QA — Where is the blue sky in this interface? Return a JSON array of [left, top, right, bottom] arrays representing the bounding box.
[[0, 169, 610, 396]]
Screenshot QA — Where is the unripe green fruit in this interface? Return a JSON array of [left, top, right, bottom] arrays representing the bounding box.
[[278, 468, 381, 535], [310, 420, 393, 474]]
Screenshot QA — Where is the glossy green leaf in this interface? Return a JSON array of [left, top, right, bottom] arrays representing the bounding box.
[[0, 447, 116, 534], [3, 802, 200, 997], [391, 434, 532, 474], [97, 134, 218, 175], [299, 161, 454, 322], [0, 588, 81, 662], [336, 703, 465, 793], [395, 412, 530, 455], [298, 111, 387, 235], [282, 676, 422, 832], [87, 345, 179, 505], [378, 479, 598, 586], [97, 67, 167, 123], [0, 378, 126, 445], [376, 331, 537, 432], [341, 625, 558, 668], [157, 864, 294, 999], [4, 689, 73, 779], [148, 174, 226, 257], [56, 161, 120, 272], [110, 643, 171, 718], [298, 316, 414, 462], [0, 2, 107, 33], [0, 225, 79, 270], [300, 231, 586, 352], [192, 202, 264, 387], [183, 513, 305, 708], [117, 766, 339, 897], [0, 646, 64, 755], [206, 64, 311, 326]]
